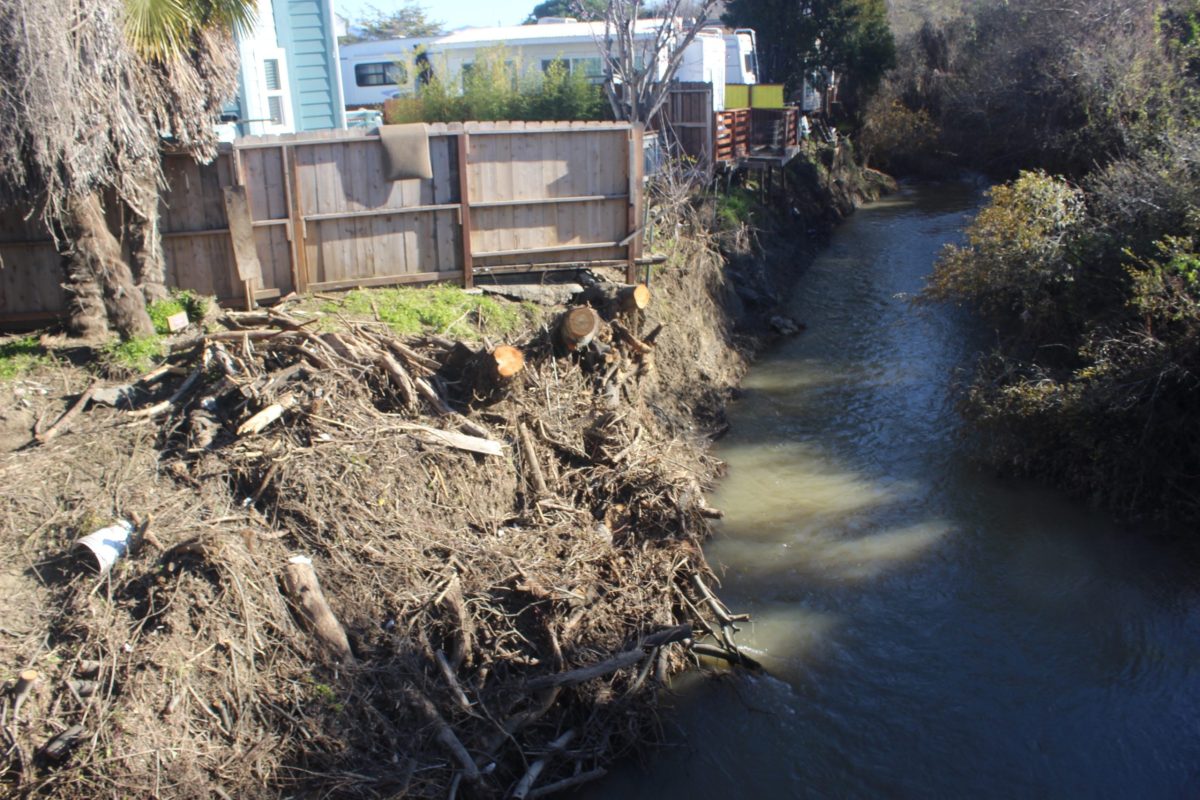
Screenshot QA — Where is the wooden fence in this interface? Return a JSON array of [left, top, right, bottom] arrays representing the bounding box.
[[653, 83, 803, 170], [653, 82, 716, 170], [0, 121, 645, 325]]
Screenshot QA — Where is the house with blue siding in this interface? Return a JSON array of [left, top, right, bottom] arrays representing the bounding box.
[[219, 0, 346, 138]]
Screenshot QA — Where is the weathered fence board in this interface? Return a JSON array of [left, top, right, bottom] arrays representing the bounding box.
[[0, 120, 643, 326]]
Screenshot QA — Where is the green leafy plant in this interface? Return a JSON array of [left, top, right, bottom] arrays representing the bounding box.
[[147, 289, 210, 334], [100, 335, 166, 374]]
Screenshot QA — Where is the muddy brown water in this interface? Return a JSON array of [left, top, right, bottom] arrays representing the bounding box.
[[584, 183, 1200, 798]]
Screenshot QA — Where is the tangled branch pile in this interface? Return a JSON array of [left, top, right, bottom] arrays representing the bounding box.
[[0, 269, 755, 798]]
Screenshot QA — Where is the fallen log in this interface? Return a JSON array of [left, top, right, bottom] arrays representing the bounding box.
[[282, 556, 355, 664], [577, 282, 651, 314]]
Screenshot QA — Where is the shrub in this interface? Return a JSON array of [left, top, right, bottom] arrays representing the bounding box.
[[384, 45, 606, 124], [928, 171, 1086, 338]]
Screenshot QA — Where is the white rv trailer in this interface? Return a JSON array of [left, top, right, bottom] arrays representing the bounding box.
[[725, 28, 758, 85], [339, 18, 758, 112]]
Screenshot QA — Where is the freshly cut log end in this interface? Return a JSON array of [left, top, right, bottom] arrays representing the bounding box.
[[560, 307, 601, 350], [492, 345, 525, 379], [620, 284, 651, 312]]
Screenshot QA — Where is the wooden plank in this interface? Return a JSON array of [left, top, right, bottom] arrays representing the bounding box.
[[457, 132, 474, 289], [162, 227, 228, 239], [431, 124, 456, 272], [494, 121, 514, 259], [284, 145, 310, 293], [474, 241, 620, 259], [301, 203, 461, 223], [222, 186, 265, 285], [308, 269, 462, 292]]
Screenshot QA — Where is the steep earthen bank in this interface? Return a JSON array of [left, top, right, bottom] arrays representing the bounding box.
[[0, 141, 884, 799]]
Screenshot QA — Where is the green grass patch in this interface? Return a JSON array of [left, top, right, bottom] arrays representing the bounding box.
[[0, 336, 50, 381], [715, 188, 757, 230], [99, 335, 166, 374], [321, 284, 534, 338], [147, 290, 211, 334]]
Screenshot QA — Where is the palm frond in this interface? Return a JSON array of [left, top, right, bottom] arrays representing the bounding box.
[[124, 0, 196, 61], [204, 0, 257, 41]]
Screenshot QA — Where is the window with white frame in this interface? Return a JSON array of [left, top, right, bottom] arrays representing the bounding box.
[[355, 61, 407, 87]]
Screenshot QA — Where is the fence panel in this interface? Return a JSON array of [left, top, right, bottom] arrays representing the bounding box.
[[0, 120, 644, 326]]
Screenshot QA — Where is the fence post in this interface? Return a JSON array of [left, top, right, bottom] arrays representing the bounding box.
[[457, 131, 474, 289], [626, 123, 644, 285]]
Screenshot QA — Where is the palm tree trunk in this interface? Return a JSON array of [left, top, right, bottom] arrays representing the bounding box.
[[63, 192, 155, 339], [62, 256, 109, 339], [126, 164, 169, 304]]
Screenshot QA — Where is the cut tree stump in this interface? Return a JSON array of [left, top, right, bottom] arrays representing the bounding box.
[[558, 307, 602, 351], [490, 345, 525, 380]]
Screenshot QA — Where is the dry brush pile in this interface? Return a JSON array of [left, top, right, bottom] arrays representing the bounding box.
[[0, 263, 756, 797]]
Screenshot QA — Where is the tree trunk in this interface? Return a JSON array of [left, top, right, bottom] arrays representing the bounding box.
[[126, 167, 169, 304], [63, 192, 155, 339], [62, 251, 110, 339]]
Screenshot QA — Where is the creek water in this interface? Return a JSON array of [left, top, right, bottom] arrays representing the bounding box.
[[585, 183, 1200, 798]]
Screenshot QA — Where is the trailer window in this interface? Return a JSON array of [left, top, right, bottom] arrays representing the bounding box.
[[743, 52, 757, 76], [355, 62, 407, 87]]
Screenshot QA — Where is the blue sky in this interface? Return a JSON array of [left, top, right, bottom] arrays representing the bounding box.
[[334, 0, 537, 31]]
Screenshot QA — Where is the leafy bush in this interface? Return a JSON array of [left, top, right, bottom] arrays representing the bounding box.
[[384, 46, 606, 124], [928, 171, 1086, 338], [147, 290, 210, 335], [927, 134, 1200, 526]]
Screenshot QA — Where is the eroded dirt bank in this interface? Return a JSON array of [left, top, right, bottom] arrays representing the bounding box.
[[0, 143, 885, 798]]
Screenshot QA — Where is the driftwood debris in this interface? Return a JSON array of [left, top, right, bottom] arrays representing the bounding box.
[[282, 556, 354, 664], [45, 281, 763, 798], [402, 686, 480, 783], [33, 384, 95, 445], [525, 625, 692, 690], [11, 670, 39, 720], [402, 423, 505, 457], [236, 393, 297, 437], [511, 729, 575, 799]]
